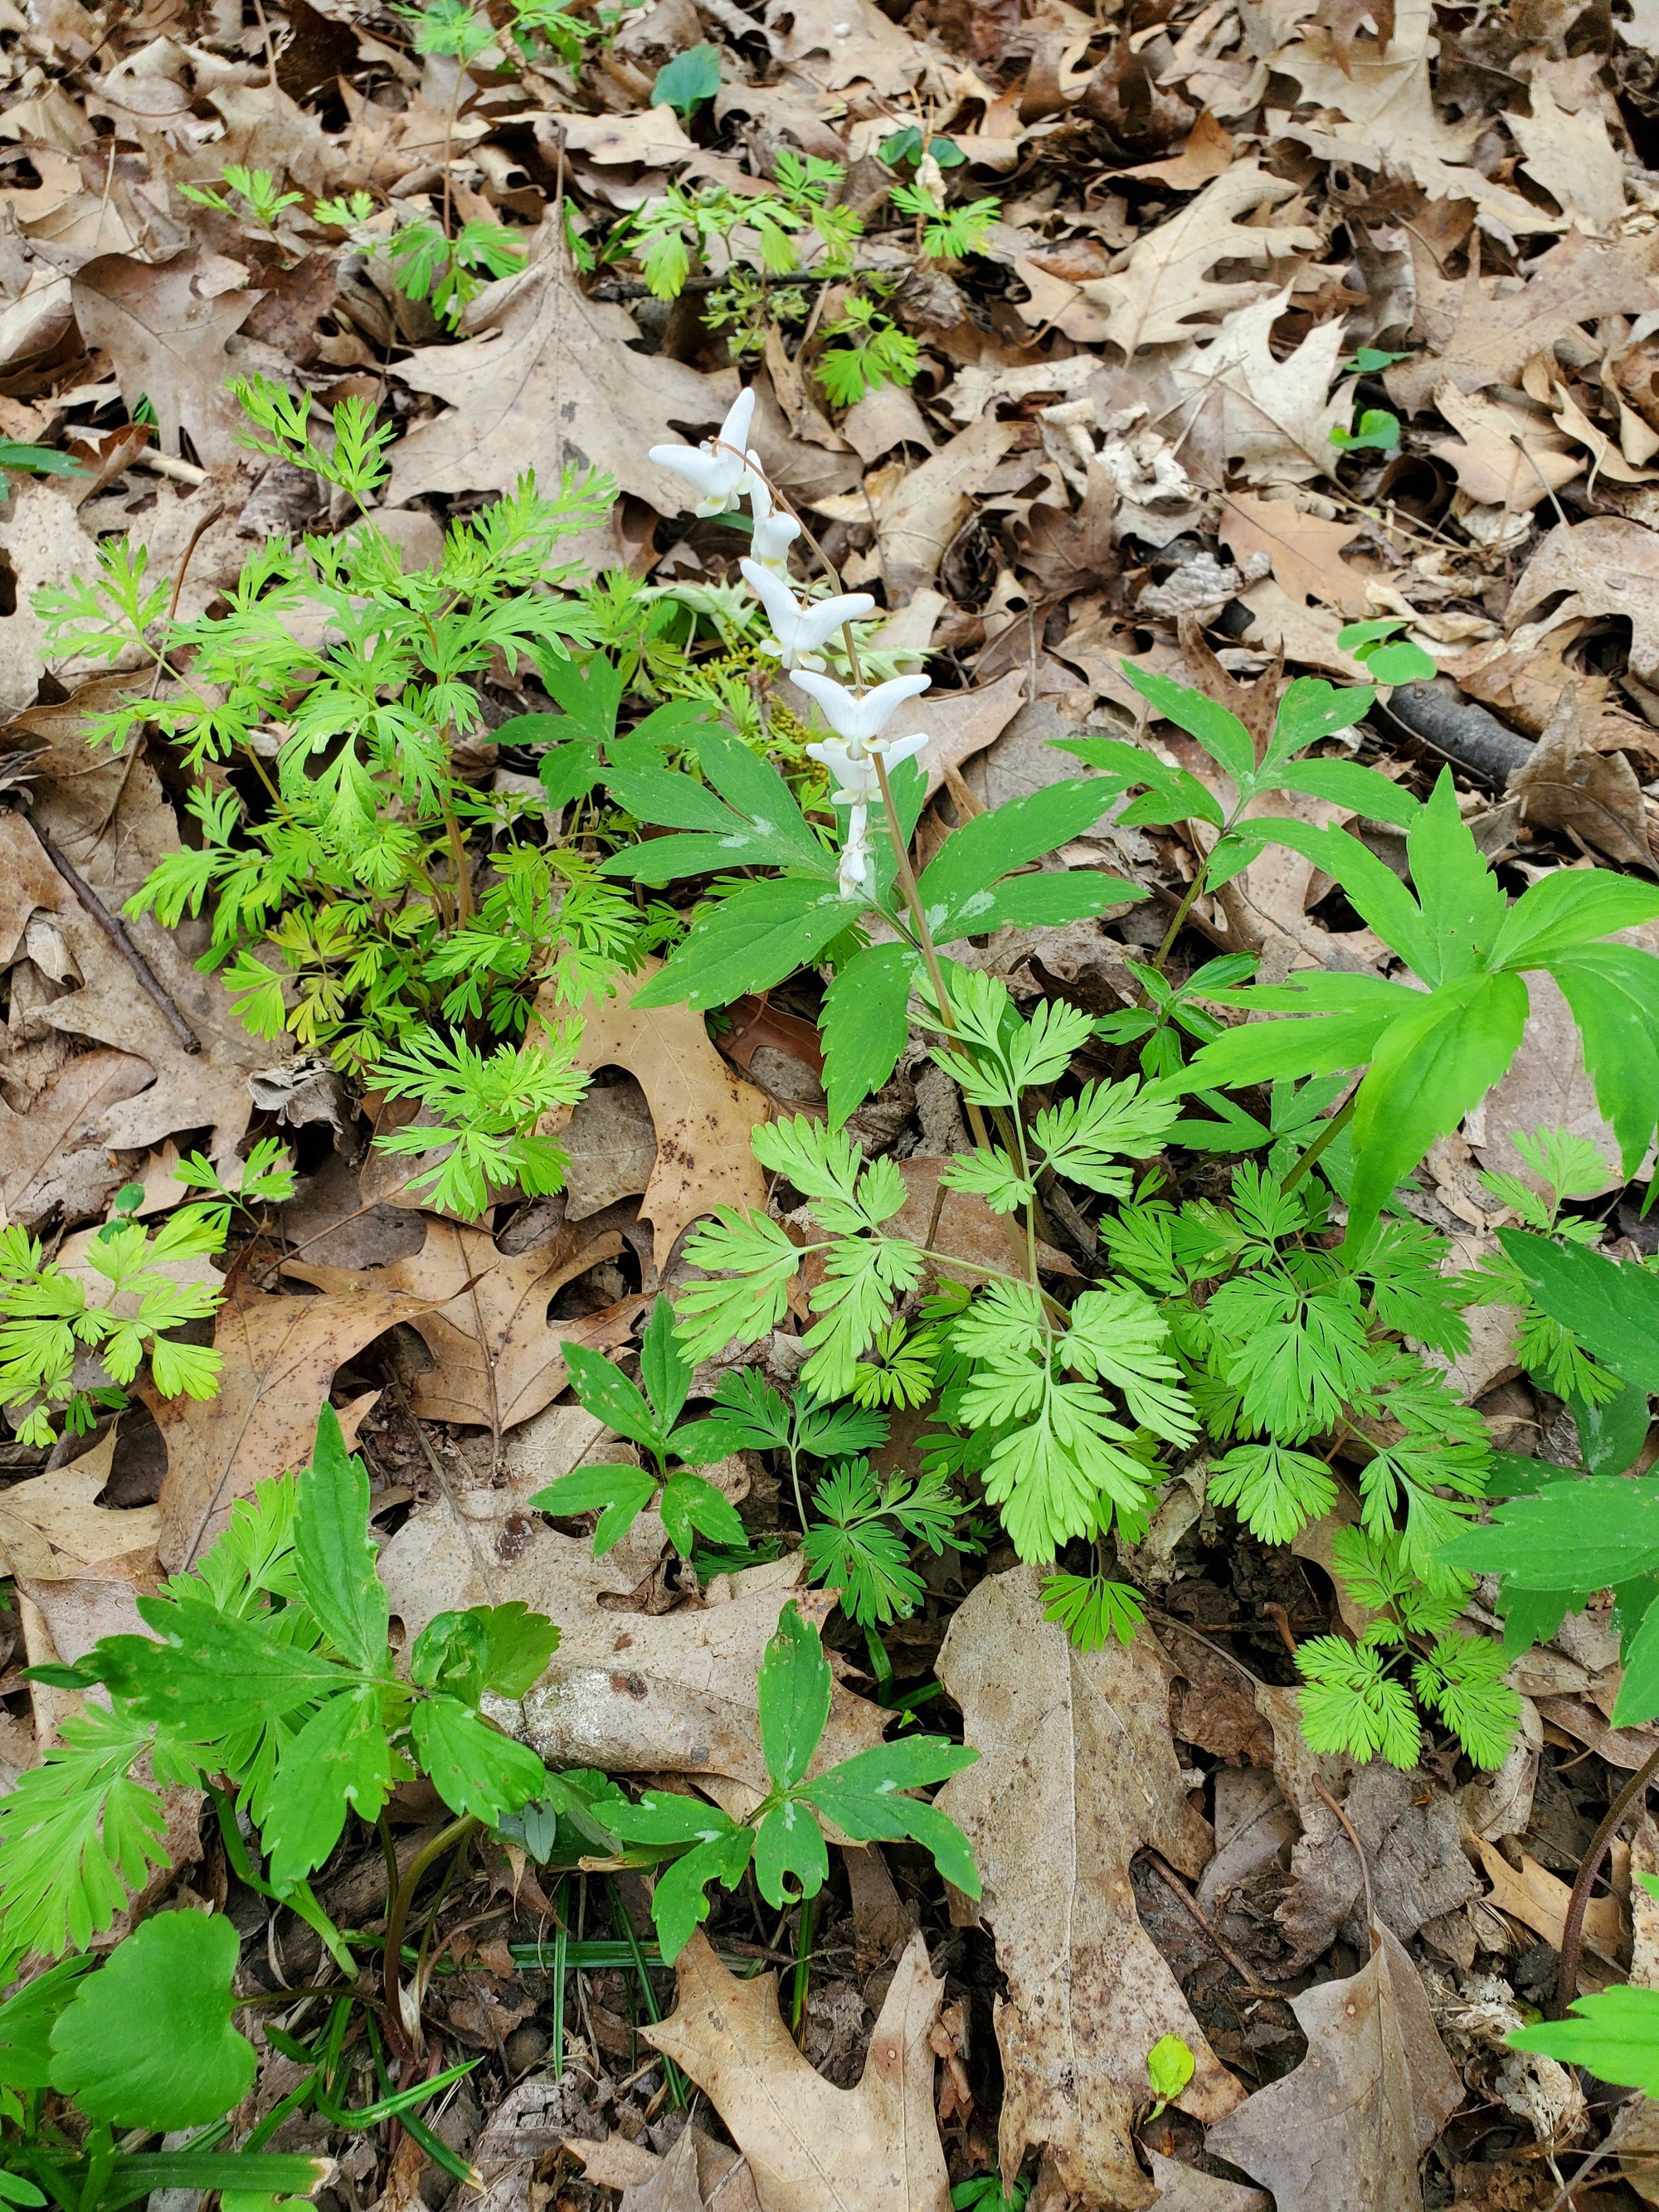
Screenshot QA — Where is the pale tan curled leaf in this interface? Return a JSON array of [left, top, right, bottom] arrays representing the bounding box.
[[1507, 516, 1659, 682], [387, 232, 735, 516], [1143, 2149, 1268, 2211], [0, 810, 71, 968], [1508, 683, 1652, 867], [0, 1050, 154, 1231], [377, 1446, 885, 1801], [1386, 231, 1659, 415], [0, 480, 119, 717], [0, 1432, 155, 1582], [1205, 1922, 1462, 2212], [933, 1564, 1244, 2209], [537, 105, 697, 165], [149, 1288, 434, 1573], [1269, 0, 1550, 234], [1217, 491, 1368, 617], [285, 1219, 647, 1431], [1505, 73, 1627, 232], [1427, 382, 1582, 511], [1076, 162, 1319, 358], [1171, 293, 1354, 487], [536, 966, 769, 1268], [71, 250, 260, 469], [644, 1932, 950, 2212]]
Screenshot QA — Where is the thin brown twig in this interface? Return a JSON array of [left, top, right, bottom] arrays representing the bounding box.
[[1144, 1851, 1278, 2000], [31, 820, 202, 1053], [1556, 1739, 1659, 2015]]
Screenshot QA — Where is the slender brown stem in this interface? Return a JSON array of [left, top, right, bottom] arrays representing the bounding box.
[[32, 821, 201, 1053], [383, 1813, 479, 2063], [1556, 1742, 1659, 2015], [1282, 1091, 1359, 1192], [1145, 1852, 1277, 2000]]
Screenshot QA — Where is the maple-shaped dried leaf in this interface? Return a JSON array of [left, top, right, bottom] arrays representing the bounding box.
[[1217, 492, 1367, 618], [1172, 292, 1355, 488], [538, 968, 768, 1271], [934, 1564, 1244, 2209], [150, 1289, 434, 1573], [1077, 162, 1318, 358], [71, 250, 260, 470], [1205, 1921, 1462, 2212], [645, 1931, 951, 2212], [286, 1220, 648, 1431], [377, 1463, 885, 1801], [387, 233, 734, 516]]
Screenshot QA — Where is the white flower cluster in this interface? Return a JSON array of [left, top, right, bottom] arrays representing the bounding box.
[[649, 388, 932, 902]]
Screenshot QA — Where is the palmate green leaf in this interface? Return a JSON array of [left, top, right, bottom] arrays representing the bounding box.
[[964, 869, 1142, 937], [1175, 970, 1414, 1092], [1260, 757, 1419, 826], [1441, 1475, 1659, 1589], [0, 1703, 168, 1962], [1496, 1230, 1659, 1391], [264, 1685, 393, 1889], [753, 1797, 830, 1907], [1404, 770, 1511, 984], [560, 1341, 663, 1456], [631, 878, 853, 1010], [1511, 1985, 1659, 2093], [821, 941, 917, 1130], [531, 1465, 657, 1553], [298, 1403, 388, 1673], [1345, 970, 1528, 1242], [801, 1480, 925, 1626], [411, 1696, 548, 1825], [659, 1471, 747, 1554], [801, 1737, 980, 1897], [49, 1912, 255, 2128], [757, 1602, 832, 1791]]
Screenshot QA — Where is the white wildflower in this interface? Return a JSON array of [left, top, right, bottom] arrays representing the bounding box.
[[791, 669, 931, 744], [739, 560, 875, 673], [748, 474, 801, 571], [647, 386, 760, 516]]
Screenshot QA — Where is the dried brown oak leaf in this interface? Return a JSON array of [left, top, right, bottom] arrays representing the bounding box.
[[72, 251, 260, 471], [644, 1931, 951, 2212], [285, 1219, 648, 1432], [933, 1563, 1244, 2210], [1508, 683, 1652, 868], [150, 1288, 433, 1573], [1508, 516, 1659, 685], [1505, 73, 1627, 234], [0, 1429, 156, 1582], [761, 0, 923, 95], [536, 966, 768, 1270], [1205, 1921, 1463, 2212], [1218, 492, 1367, 618], [812, 418, 1018, 602], [0, 809, 71, 966], [0, 482, 117, 717], [1076, 163, 1319, 359], [1386, 231, 1659, 416], [387, 233, 734, 515], [1171, 292, 1355, 488], [0, 1051, 153, 1231], [377, 1477, 884, 1802]]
